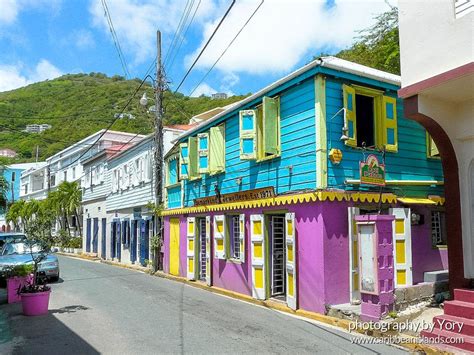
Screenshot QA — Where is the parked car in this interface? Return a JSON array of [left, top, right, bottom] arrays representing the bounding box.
[[0, 232, 27, 249], [0, 241, 60, 283]]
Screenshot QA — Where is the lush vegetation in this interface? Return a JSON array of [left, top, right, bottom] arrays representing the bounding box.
[[0, 73, 247, 162], [7, 181, 82, 241], [316, 7, 400, 75]]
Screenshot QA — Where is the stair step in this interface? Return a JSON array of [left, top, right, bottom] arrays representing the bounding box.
[[455, 289, 474, 304], [421, 328, 474, 352], [434, 314, 474, 337], [445, 300, 474, 320]]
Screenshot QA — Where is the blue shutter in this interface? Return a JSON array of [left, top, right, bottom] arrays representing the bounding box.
[[116, 221, 121, 261], [110, 222, 116, 259], [101, 218, 107, 259], [93, 218, 99, 253], [86, 218, 92, 252]]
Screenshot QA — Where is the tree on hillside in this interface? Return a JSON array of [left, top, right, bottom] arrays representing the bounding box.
[[316, 6, 400, 74]]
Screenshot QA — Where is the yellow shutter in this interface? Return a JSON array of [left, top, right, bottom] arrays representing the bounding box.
[[426, 133, 440, 157], [342, 84, 357, 147], [262, 96, 280, 157], [382, 96, 398, 152], [209, 125, 225, 174]]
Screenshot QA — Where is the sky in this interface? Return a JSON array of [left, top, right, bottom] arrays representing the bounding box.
[[0, 0, 394, 96]]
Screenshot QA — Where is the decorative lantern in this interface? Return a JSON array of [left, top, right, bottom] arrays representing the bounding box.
[[329, 148, 343, 164]]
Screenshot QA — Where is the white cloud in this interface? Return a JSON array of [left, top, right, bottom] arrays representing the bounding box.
[[73, 29, 95, 49], [89, 0, 204, 66], [0, 60, 63, 92], [0, 0, 62, 25], [0, 0, 20, 24], [187, 0, 393, 75], [190, 83, 217, 97]]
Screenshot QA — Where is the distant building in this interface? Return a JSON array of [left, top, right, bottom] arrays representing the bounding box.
[[0, 148, 17, 158], [0, 162, 45, 231], [211, 93, 228, 100], [25, 124, 52, 133]]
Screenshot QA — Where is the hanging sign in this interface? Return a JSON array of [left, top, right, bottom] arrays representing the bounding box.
[[359, 154, 385, 186]]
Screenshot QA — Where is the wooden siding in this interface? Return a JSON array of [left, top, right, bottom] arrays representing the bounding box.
[[182, 77, 317, 207], [325, 77, 444, 197], [106, 139, 155, 212], [82, 156, 108, 202]]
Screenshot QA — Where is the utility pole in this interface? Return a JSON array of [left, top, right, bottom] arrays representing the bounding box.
[[153, 30, 164, 273]]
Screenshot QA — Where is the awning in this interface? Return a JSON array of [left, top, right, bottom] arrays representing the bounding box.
[[397, 197, 437, 205]]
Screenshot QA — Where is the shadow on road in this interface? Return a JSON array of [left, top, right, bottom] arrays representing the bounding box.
[[1, 302, 99, 355]]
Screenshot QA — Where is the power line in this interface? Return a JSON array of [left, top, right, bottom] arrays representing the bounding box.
[[174, 0, 236, 93], [101, 0, 131, 79], [189, 0, 264, 97], [163, 0, 193, 67], [165, 0, 202, 73]]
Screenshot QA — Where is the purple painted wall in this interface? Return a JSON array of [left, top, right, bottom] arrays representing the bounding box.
[[163, 201, 446, 316], [410, 206, 449, 284]]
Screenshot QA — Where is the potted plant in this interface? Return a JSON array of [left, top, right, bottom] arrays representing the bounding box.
[[1, 264, 33, 304], [17, 199, 56, 316]]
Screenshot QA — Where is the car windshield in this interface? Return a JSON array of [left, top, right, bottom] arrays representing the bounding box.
[[2, 243, 41, 256]]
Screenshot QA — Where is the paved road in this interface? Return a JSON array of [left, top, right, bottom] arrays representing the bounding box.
[[1, 256, 406, 354]]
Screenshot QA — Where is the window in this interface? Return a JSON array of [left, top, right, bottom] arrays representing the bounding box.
[[431, 211, 447, 246], [182, 124, 226, 180], [239, 96, 280, 161], [342, 85, 398, 152], [198, 133, 209, 174], [426, 133, 440, 158], [224, 214, 245, 262], [11, 171, 16, 182], [72, 167, 76, 179], [167, 157, 178, 186], [50, 174, 56, 187], [228, 216, 241, 260], [179, 143, 189, 180], [63, 171, 67, 181], [24, 184, 28, 194]]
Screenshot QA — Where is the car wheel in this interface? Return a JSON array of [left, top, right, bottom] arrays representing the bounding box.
[[49, 275, 60, 282]]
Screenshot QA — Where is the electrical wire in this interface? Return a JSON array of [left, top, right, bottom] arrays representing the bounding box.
[[188, 0, 263, 97], [163, 0, 192, 66], [173, 0, 236, 93], [101, 0, 131, 79], [165, 0, 202, 73]]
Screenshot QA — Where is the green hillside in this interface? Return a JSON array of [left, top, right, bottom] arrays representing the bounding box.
[[0, 73, 247, 162]]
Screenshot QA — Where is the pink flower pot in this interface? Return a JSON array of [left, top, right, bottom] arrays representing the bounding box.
[[20, 290, 51, 316], [7, 275, 33, 304]]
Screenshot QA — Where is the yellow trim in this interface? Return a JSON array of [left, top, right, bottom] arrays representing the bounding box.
[[161, 190, 399, 216], [397, 197, 437, 205], [428, 195, 445, 205]]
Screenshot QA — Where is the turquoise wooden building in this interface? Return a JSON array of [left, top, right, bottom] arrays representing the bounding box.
[[162, 57, 447, 316]]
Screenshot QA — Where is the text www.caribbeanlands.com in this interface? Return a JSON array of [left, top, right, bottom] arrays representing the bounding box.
[[350, 335, 465, 345]]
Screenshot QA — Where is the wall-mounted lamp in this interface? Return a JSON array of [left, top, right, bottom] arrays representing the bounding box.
[[287, 165, 293, 173], [328, 108, 350, 149], [236, 177, 242, 186], [411, 212, 424, 225]]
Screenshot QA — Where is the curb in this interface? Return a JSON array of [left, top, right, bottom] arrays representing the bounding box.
[[56, 252, 100, 262], [95, 259, 446, 354]]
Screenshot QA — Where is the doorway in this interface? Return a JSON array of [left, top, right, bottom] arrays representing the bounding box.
[[197, 218, 207, 281], [169, 218, 180, 276], [270, 215, 286, 299]]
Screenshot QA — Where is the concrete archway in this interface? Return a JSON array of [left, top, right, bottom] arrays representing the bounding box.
[[404, 95, 468, 291]]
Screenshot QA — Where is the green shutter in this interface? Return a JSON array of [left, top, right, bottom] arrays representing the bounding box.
[[210, 124, 225, 174], [179, 143, 189, 180], [263, 96, 280, 156], [198, 133, 209, 174], [239, 110, 257, 160], [342, 84, 357, 147], [188, 137, 198, 178], [426, 133, 439, 157], [382, 96, 398, 152]]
